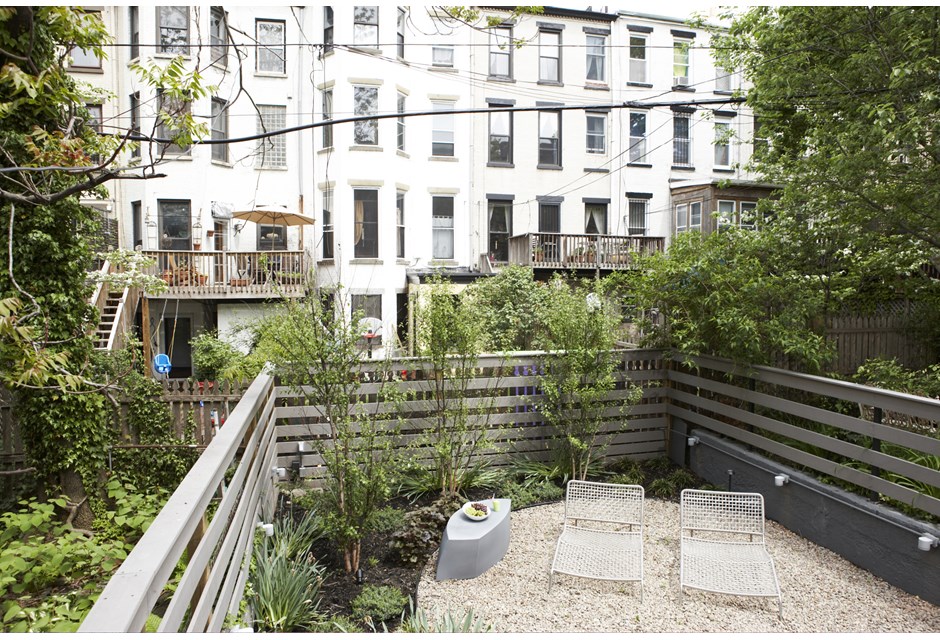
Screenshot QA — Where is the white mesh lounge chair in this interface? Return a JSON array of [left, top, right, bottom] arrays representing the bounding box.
[[549, 480, 644, 600], [679, 489, 782, 615]]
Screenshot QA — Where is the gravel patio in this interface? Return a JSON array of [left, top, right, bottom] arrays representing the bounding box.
[[416, 499, 940, 633]]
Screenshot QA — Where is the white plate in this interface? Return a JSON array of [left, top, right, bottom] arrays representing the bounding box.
[[462, 501, 489, 521]]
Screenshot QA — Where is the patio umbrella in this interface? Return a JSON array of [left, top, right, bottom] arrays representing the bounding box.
[[231, 204, 315, 250]]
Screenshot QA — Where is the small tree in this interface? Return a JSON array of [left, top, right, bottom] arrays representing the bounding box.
[[252, 295, 401, 574], [465, 265, 549, 352], [539, 276, 639, 481]]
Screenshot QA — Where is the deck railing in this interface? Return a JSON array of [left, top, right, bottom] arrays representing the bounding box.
[[507, 233, 665, 270], [79, 349, 940, 630], [142, 250, 307, 297]]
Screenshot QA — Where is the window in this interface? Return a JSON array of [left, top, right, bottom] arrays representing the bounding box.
[[629, 35, 647, 83], [322, 189, 334, 259], [256, 105, 286, 168], [132, 201, 142, 249], [539, 30, 560, 83], [130, 92, 140, 158], [353, 6, 378, 48], [354, 190, 379, 258], [539, 203, 560, 232], [673, 113, 691, 166], [488, 108, 512, 164], [396, 192, 405, 258], [752, 115, 769, 156], [675, 202, 702, 233], [211, 98, 228, 162], [629, 111, 647, 162], [489, 27, 512, 78], [397, 93, 405, 151], [432, 102, 455, 157], [538, 110, 561, 167], [432, 196, 454, 259], [85, 104, 102, 133], [716, 200, 736, 230], [323, 7, 334, 53], [585, 203, 607, 235], [673, 39, 691, 86], [210, 7, 227, 66], [322, 89, 333, 148], [397, 8, 406, 58], [157, 90, 190, 155], [628, 199, 648, 235], [740, 201, 758, 230], [351, 294, 382, 322], [158, 200, 191, 250], [488, 200, 512, 262], [71, 12, 102, 69], [353, 86, 378, 145], [129, 7, 139, 59], [432, 45, 454, 68], [715, 66, 733, 93], [586, 34, 605, 83], [158, 7, 189, 55], [586, 112, 606, 154], [257, 224, 287, 250], [256, 20, 285, 73], [714, 121, 731, 167]]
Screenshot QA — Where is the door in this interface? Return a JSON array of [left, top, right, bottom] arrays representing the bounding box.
[[164, 317, 192, 378]]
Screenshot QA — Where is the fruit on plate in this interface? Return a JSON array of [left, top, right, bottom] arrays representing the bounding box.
[[465, 502, 488, 517]]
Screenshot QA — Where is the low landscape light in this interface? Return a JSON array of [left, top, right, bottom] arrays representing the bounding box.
[[774, 474, 790, 487], [687, 436, 699, 447], [917, 533, 938, 552]]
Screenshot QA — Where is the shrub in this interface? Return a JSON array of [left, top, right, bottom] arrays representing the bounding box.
[[648, 476, 679, 499], [269, 510, 325, 561], [497, 479, 564, 508], [369, 506, 406, 534], [399, 601, 493, 633], [350, 585, 409, 624], [309, 614, 365, 633], [389, 496, 460, 565]]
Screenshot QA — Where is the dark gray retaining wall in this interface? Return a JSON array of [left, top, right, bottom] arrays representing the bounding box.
[[669, 417, 940, 606]]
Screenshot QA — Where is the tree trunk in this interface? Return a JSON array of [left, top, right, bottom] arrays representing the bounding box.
[[60, 468, 95, 530]]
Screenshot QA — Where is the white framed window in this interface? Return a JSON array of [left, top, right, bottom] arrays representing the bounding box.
[[714, 120, 732, 168], [397, 93, 406, 151], [586, 112, 606, 154], [351, 294, 382, 325], [353, 86, 378, 145], [715, 66, 733, 93], [432, 45, 454, 68], [489, 108, 512, 164], [396, 192, 406, 258], [585, 203, 607, 235], [256, 19, 285, 73], [157, 6, 189, 55], [716, 200, 736, 230], [489, 26, 512, 78], [322, 189, 334, 259], [673, 113, 692, 166], [323, 7, 334, 53], [211, 97, 228, 162], [432, 102, 455, 157], [432, 196, 454, 259], [157, 90, 190, 155], [673, 39, 692, 86], [628, 199, 648, 235], [629, 111, 647, 162], [257, 223, 287, 250], [256, 105, 286, 168], [322, 89, 333, 148], [354, 6, 379, 48], [397, 7, 406, 58], [539, 30, 560, 83], [354, 189, 379, 258], [130, 92, 140, 158], [676, 201, 702, 233], [740, 201, 759, 230], [538, 110, 561, 167], [129, 6, 139, 59], [629, 35, 647, 83], [71, 12, 102, 69], [210, 7, 227, 66], [586, 34, 606, 83], [158, 199, 192, 250], [488, 200, 512, 262]]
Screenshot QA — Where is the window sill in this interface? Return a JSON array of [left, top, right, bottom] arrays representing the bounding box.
[[429, 156, 458, 162], [211, 159, 234, 168], [584, 167, 609, 173], [627, 162, 653, 168], [713, 167, 736, 173], [538, 80, 563, 87], [396, 259, 410, 266], [672, 85, 696, 92], [318, 147, 334, 155], [349, 145, 383, 152], [627, 81, 653, 88], [586, 150, 606, 156], [430, 66, 457, 73], [69, 66, 103, 74], [487, 76, 516, 84], [487, 162, 514, 168], [396, 56, 409, 65], [317, 259, 335, 266], [537, 164, 563, 170], [397, 150, 410, 159], [350, 258, 383, 265], [430, 259, 457, 266], [256, 165, 288, 171], [254, 71, 288, 78], [162, 154, 193, 161], [584, 83, 609, 91], [153, 52, 191, 60], [714, 90, 735, 96], [348, 46, 382, 56], [319, 48, 335, 59], [671, 165, 695, 171]]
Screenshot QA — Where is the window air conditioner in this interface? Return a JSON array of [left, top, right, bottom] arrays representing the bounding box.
[[673, 75, 689, 86]]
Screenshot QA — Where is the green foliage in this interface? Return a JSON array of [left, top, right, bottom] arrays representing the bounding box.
[[496, 478, 564, 508], [399, 599, 493, 633], [91, 250, 167, 296], [268, 510, 325, 561], [350, 585, 409, 625], [189, 330, 257, 381], [389, 496, 461, 565], [539, 276, 642, 480], [466, 265, 550, 351], [91, 477, 168, 545], [369, 506, 406, 534], [854, 358, 940, 400], [249, 550, 324, 632], [308, 614, 365, 633]]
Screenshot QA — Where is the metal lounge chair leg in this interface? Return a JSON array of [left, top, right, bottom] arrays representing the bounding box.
[[548, 571, 553, 593]]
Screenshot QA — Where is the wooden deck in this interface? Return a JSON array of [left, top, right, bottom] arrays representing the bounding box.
[[507, 233, 664, 270], [142, 250, 308, 299]]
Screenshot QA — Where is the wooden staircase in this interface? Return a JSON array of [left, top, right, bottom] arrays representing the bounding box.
[[95, 290, 124, 350]]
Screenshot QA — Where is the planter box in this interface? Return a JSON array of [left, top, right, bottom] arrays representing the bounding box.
[[229, 278, 250, 286]]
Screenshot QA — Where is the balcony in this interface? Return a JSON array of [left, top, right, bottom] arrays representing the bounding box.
[[142, 250, 308, 299], [507, 233, 665, 270]]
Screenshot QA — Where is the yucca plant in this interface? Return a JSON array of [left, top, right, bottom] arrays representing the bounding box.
[[268, 510, 325, 561], [250, 550, 324, 632], [399, 599, 493, 633]]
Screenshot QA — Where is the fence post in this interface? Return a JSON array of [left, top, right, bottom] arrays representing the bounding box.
[[870, 406, 883, 501]]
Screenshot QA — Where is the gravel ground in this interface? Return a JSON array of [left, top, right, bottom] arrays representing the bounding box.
[[416, 499, 940, 633]]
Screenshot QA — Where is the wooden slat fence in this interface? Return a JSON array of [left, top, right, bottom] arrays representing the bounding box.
[[825, 300, 933, 374], [272, 349, 669, 487]]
